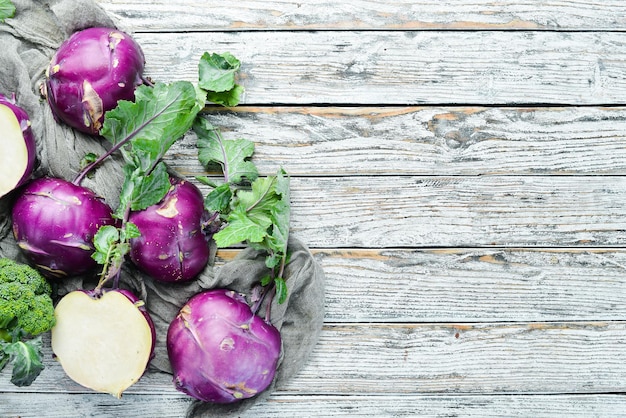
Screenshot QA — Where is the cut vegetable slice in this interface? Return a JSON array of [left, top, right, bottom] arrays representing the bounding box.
[[51, 289, 155, 398], [0, 100, 35, 198]]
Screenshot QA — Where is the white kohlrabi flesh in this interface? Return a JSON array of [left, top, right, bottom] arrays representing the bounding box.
[[51, 289, 155, 398], [0, 93, 36, 199]]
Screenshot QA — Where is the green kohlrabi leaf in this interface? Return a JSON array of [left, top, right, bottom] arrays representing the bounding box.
[[194, 117, 258, 184], [235, 176, 279, 227], [275, 277, 288, 304], [206, 84, 244, 107], [213, 206, 270, 248], [196, 176, 222, 188], [0, 0, 15, 22], [266, 169, 291, 255], [124, 222, 141, 240], [92, 225, 120, 265], [204, 183, 233, 213], [198, 52, 241, 93], [101, 81, 203, 167], [128, 161, 171, 211], [3, 337, 44, 387], [92, 221, 139, 283], [114, 159, 171, 219], [212, 169, 290, 254], [79, 152, 99, 172]]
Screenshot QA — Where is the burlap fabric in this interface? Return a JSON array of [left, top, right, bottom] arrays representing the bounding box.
[[0, 2, 325, 416]]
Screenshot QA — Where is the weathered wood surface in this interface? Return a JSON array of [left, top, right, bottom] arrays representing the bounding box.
[[311, 248, 626, 322], [134, 31, 626, 105], [168, 106, 626, 177], [2, 322, 625, 395], [270, 176, 626, 248], [97, 0, 626, 32], [3, 0, 626, 417], [4, 394, 626, 418]]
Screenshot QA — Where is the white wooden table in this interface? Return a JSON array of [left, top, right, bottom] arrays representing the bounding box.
[[3, 1, 626, 416]]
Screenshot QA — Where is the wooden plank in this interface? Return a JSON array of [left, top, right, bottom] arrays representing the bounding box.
[[2, 323, 625, 395], [258, 176, 626, 248], [306, 248, 626, 322], [134, 31, 626, 105], [0, 393, 191, 418], [95, 0, 626, 32], [4, 393, 626, 417], [283, 322, 626, 395], [167, 106, 626, 177]]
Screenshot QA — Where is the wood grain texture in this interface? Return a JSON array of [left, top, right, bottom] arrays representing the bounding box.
[[134, 31, 626, 105], [262, 176, 626, 248], [167, 106, 626, 176], [4, 393, 626, 417], [5, 1, 626, 416], [2, 323, 625, 396], [282, 322, 626, 395], [95, 0, 626, 32], [308, 248, 626, 322], [1, 394, 191, 418]]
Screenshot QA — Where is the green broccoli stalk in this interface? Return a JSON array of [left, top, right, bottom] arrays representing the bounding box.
[[0, 258, 56, 386]]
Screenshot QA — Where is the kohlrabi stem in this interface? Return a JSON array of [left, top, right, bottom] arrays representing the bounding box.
[[73, 91, 183, 185], [277, 254, 287, 283], [263, 254, 288, 320], [141, 76, 154, 87], [94, 243, 118, 293], [94, 201, 133, 293], [265, 285, 276, 321], [200, 211, 221, 238], [73, 139, 128, 185], [251, 279, 273, 315]]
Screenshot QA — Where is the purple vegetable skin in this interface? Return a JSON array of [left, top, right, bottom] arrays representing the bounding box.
[[11, 177, 116, 278], [129, 177, 209, 282], [44, 27, 145, 135], [167, 289, 282, 403], [0, 93, 36, 198]]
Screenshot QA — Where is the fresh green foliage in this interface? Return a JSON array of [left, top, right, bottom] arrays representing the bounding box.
[[0, 0, 15, 22], [92, 223, 141, 285], [214, 173, 290, 251], [194, 121, 291, 304], [194, 117, 258, 184], [1, 335, 44, 386], [202, 183, 233, 213], [89, 80, 204, 286], [0, 258, 55, 386], [198, 52, 244, 106], [90, 52, 243, 288], [102, 82, 204, 171], [101, 80, 204, 217], [206, 85, 244, 107], [195, 51, 292, 303], [274, 277, 288, 305], [79, 152, 99, 173]]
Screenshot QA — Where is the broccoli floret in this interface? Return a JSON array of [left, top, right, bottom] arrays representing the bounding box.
[[0, 258, 55, 338], [0, 258, 55, 387]]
